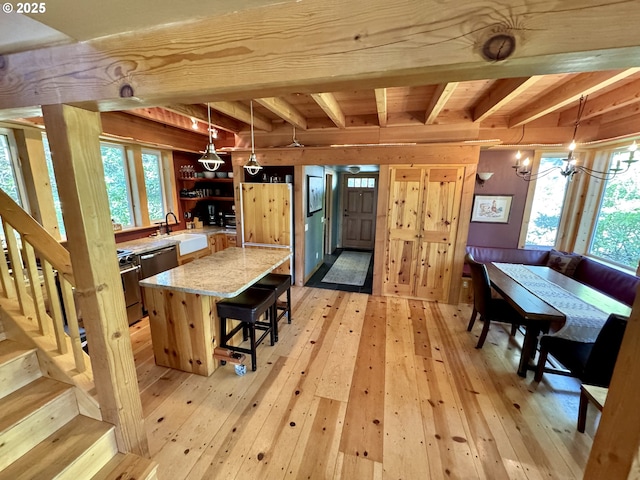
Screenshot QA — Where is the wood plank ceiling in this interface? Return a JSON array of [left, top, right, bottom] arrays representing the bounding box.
[[3, 1, 640, 150], [125, 70, 640, 149]]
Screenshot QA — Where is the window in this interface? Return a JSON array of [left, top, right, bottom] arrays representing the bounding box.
[[0, 129, 27, 207], [142, 149, 167, 222], [101, 143, 134, 227], [524, 156, 567, 247], [42, 134, 66, 238], [589, 149, 640, 268], [347, 177, 376, 188], [42, 139, 170, 232]]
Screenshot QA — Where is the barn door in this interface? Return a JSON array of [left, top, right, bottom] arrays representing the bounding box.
[[383, 166, 463, 301], [413, 167, 464, 301], [384, 168, 424, 297]]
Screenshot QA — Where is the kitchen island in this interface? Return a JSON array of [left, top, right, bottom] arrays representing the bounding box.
[[139, 247, 291, 376]]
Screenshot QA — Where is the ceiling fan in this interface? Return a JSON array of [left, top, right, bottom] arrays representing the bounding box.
[[287, 127, 304, 147]]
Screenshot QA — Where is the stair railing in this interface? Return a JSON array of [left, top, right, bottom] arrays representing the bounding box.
[[0, 188, 86, 372]]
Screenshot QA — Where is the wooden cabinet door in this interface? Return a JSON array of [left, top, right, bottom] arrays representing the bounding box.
[[384, 166, 464, 301], [209, 233, 228, 253], [241, 183, 292, 247], [384, 168, 424, 297], [414, 167, 464, 301]]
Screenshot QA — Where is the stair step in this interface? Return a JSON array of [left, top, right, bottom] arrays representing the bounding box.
[[0, 339, 41, 398], [92, 452, 158, 480], [0, 415, 118, 480], [0, 376, 78, 470]]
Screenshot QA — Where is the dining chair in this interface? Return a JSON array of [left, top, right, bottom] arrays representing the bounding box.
[[534, 313, 628, 385], [465, 253, 525, 348]]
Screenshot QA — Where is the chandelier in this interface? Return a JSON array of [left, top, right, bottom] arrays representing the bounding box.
[[513, 95, 638, 181]]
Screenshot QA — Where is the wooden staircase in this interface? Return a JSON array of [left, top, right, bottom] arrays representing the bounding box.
[[0, 337, 158, 480]]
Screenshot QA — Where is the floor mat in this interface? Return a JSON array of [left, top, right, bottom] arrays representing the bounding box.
[[321, 251, 372, 286]]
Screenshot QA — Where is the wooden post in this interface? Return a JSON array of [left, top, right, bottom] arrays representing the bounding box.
[[41, 104, 149, 457], [13, 128, 61, 240], [584, 286, 640, 478], [293, 164, 305, 287]]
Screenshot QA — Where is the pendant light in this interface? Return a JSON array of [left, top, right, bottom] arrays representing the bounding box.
[[198, 102, 225, 172], [244, 100, 262, 176]]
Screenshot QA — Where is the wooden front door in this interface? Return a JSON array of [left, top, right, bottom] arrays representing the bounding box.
[[341, 173, 378, 249]]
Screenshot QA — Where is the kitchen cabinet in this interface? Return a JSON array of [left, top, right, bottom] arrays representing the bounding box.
[[208, 232, 237, 254], [177, 246, 210, 265], [239, 182, 292, 276], [383, 166, 464, 302]]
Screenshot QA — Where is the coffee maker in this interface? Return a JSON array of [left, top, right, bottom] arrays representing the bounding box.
[[206, 204, 216, 225]]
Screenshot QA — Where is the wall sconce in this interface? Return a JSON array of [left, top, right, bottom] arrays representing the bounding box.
[[476, 172, 494, 187]]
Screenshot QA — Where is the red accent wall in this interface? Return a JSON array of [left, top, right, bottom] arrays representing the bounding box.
[[466, 149, 532, 248]]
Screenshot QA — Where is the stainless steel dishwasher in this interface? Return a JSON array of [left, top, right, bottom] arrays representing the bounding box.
[[137, 245, 179, 313]]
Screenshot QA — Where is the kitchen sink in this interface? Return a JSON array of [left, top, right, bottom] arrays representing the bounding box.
[[169, 233, 208, 255]]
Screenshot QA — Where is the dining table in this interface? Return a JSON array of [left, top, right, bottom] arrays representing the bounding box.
[[485, 263, 631, 377]]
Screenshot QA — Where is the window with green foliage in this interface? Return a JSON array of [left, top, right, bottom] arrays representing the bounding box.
[[0, 130, 25, 207], [142, 149, 166, 222], [524, 156, 567, 247], [589, 149, 640, 269], [41, 134, 66, 238], [43, 138, 170, 232], [101, 143, 134, 227]]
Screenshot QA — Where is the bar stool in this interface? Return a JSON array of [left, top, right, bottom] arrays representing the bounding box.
[[253, 273, 292, 342], [217, 287, 276, 371]]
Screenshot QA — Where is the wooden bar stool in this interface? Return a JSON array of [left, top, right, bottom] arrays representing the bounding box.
[[253, 273, 292, 342], [216, 287, 276, 371]]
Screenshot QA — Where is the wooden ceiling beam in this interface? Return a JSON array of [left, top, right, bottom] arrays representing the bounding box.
[[208, 101, 273, 132], [255, 97, 307, 130], [508, 69, 640, 128], [3, 0, 640, 118], [558, 77, 640, 127], [472, 77, 541, 123], [310, 93, 345, 129], [425, 83, 458, 125], [127, 107, 208, 135], [374, 89, 388, 127], [163, 104, 243, 134]]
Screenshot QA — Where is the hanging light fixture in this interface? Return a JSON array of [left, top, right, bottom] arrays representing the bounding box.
[[514, 95, 638, 181], [244, 100, 262, 176], [198, 103, 225, 172]]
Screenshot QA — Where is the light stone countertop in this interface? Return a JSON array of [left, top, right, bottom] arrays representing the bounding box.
[[117, 226, 236, 255], [138, 246, 291, 298]]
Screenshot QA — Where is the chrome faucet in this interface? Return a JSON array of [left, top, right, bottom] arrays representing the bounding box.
[[165, 212, 178, 234]]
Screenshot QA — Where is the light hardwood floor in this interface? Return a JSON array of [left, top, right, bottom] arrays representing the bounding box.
[[130, 286, 596, 480]]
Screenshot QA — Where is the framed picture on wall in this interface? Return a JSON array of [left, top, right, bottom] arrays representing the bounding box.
[[471, 194, 513, 223], [307, 175, 323, 216]]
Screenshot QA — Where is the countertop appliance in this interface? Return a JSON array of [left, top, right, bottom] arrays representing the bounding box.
[[224, 214, 236, 229], [207, 204, 216, 225], [137, 245, 179, 313], [117, 249, 143, 326]]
